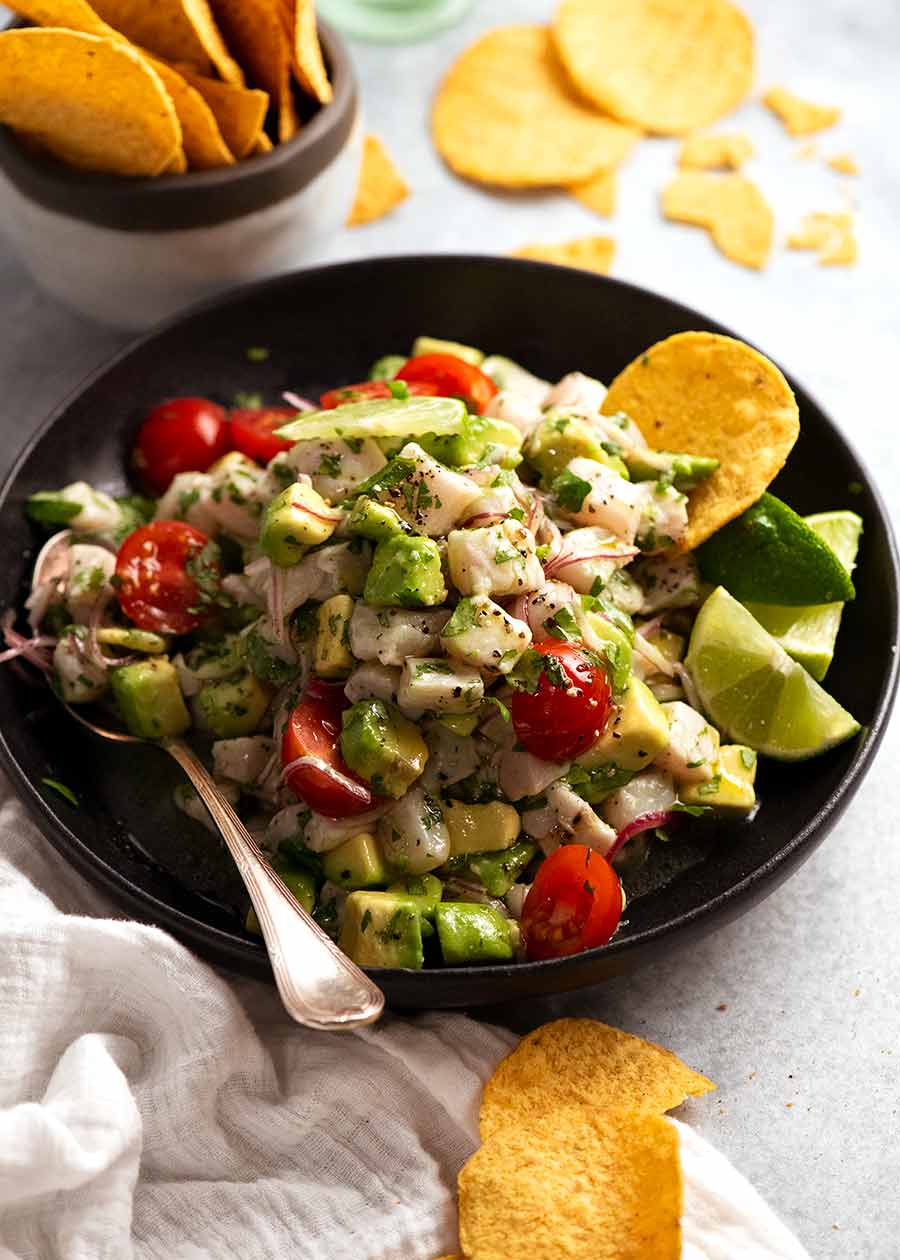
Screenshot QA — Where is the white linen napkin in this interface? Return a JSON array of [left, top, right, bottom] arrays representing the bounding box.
[[0, 783, 811, 1260]]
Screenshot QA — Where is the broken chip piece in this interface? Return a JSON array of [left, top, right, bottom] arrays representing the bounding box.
[[661, 170, 773, 269], [347, 134, 409, 226], [763, 85, 841, 135], [678, 131, 754, 170], [510, 235, 615, 274]]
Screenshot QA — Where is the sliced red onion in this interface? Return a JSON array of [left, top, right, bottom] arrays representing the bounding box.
[[636, 614, 664, 640], [85, 595, 137, 669], [544, 544, 639, 579], [607, 810, 672, 862], [459, 510, 506, 529], [282, 391, 316, 412], [674, 661, 702, 712], [633, 631, 676, 678], [292, 499, 343, 526], [508, 594, 528, 623], [1, 609, 56, 672], [268, 565, 287, 646], [280, 754, 372, 806]]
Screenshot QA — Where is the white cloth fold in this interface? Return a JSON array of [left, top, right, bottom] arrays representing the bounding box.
[[0, 784, 810, 1259]]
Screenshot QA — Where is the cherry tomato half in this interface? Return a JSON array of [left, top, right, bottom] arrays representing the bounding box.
[[115, 520, 220, 635], [281, 680, 378, 818], [395, 353, 498, 415], [510, 639, 613, 762], [229, 406, 296, 464], [520, 845, 622, 961], [132, 397, 230, 495], [319, 379, 440, 410]]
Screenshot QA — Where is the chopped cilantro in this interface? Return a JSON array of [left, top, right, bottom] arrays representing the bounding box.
[[670, 802, 711, 817], [441, 597, 478, 638], [551, 468, 592, 513]]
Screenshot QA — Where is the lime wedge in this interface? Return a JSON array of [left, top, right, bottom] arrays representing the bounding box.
[[275, 396, 466, 443], [744, 511, 862, 681], [696, 493, 856, 605], [686, 586, 860, 761]]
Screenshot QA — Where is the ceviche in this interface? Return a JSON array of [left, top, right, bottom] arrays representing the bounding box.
[[6, 332, 861, 969]]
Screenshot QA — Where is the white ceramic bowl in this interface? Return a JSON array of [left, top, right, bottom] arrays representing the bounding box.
[[0, 21, 361, 330]]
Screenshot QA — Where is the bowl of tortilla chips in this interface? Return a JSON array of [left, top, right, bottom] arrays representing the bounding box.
[[0, 2, 360, 329]]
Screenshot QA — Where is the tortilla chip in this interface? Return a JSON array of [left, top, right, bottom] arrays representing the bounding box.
[[828, 152, 859, 176], [460, 1107, 682, 1260], [0, 27, 181, 176], [432, 25, 640, 189], [763, 86, 840, 135], [601, 331, 800, 549], [252, 131, 274, 154], [479, 1018, 713, 1141], [570, 169, 617, 217], [164, 147, 188, 173], [661, 171, 773, 269], [788, 211, 857, 266], [5, 0, 116, 37], [288, 0, 332, 105], [553, 0, 754, 135], [77, 0, 237, 83], [510, 236, 615, 274], [794, 141, 818, 159], [209, 0, 297, 142], [347, 134, 409, 226], [679, 131, 754, 170], [173, 63, 269, 158], [144, 57, 233, 169]]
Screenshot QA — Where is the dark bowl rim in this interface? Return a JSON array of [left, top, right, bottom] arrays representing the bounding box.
[[0, 18, 358, 232], [0, 255, 897, 985]]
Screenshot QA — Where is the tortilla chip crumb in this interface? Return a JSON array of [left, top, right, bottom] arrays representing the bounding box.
[[511, 235, 615, 274], [828, 152, 859, 176], [763, 86, 841, 136], [794, 142, 818, 160], [787, 211, 857, 266], [569, 169, 617, 218], [347, 133, 409, 226], [661, 171, 773, 270], [679, 132, 754, 170]]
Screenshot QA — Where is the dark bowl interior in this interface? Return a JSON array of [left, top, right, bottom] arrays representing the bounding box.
[[0, 256, 896, 1007]]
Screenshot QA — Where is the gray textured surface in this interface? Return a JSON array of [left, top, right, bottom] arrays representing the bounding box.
[[0, 1, 898, 1256]]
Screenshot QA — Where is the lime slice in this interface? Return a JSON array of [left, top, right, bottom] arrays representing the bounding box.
[[744, 511, 862, 681], [686, 586, 860, 761], [696, 493, 856, 605], [275, 396, 466, 443]]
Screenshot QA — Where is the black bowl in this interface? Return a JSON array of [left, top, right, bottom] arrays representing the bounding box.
[[1, 256, 897, 1007]]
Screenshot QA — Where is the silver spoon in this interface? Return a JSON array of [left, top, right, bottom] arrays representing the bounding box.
[[54, 697, 384, 1032]]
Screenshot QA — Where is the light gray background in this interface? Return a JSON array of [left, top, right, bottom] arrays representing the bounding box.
[[1, 2, 898, 1256]]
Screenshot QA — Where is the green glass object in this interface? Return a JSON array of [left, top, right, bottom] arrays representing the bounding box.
[[317, 0, 475, 43]]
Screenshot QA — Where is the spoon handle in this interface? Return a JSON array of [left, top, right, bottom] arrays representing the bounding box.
[[163, 738, 384, 1031]]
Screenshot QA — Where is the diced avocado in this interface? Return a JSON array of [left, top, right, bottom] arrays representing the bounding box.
[[624, 448, 719, 490], [364, 535, 447, 607], [680, 745, 757, 816], [314, 594, 355, 678], [527, 415, 629, 483], [260, 481, 338, 567], [411, 335, 485, 365], [578, 607, 633, 698], [182, 635, 244, 683], [386, 872, 443, 919], [338, 891, 424, 968], [96, 627, 168, 654], [195, 671, 272, 738], [576, 677, 669, 772], [434, 902, 515, 965], [242, 620, 298, 686], [321, 832, 389, 889], [442, 799, 520, 856], [466, 840, 537, 897], [369, 353, 407, 381], [246, 859, 317, 934], [421, 414, 522, 469], [438, 713, 480, 736], [110, 656, 190, 739], [340, 698, 428, 797], [346, 496, 411, 541]]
